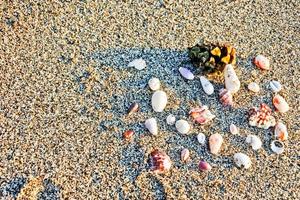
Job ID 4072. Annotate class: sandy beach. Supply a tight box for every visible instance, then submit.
[0,1,299,199]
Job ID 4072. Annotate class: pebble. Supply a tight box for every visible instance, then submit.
[197,133,206,145]
[179,67,194,80]
[229,124,239,135]
[145,118,158,135]
[271,140,284,154]
[198,161,212,172]
[181,148,190,162]
[175,119,190,134]
[128,58,146,70]
[233,153,252,169]
[127,102,139,115]
[209,133,223,155]
[151,90,168,112]
[246,135,262,150]
[200,76,214,95]
[274,122,288,141]
[224,64,240,94]
[253,55,270,70]
[148,77,160,91]
[269,80,282,92]
[248,82,260,93]
[273,94,289,113]
[166,114,176,125]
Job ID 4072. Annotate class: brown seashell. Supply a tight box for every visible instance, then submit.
[181,148,190,162]
[199,160,212,172]
[209,133,223,155]
[127,102,139,115]
[248,103,276,129]
[219,88,233,107]
[149,149,172,174]
[123,130,134,140]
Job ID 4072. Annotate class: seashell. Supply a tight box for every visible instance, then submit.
[148,77,160,91]
[123,130,134,140]
[246,135,262,150]
[274,122,288,141]
[166,114,176,125]
[253,55,270,70]
[269,80,282,93]
[175,119,190,134]
[248,103,276,129]
[179,67,194,80]
[271,140,284,154]
[128,58,146,70]
[197,133,206,145]
[200,76,214,95]
[229,124,239,135]
[224,64,240,94]
[273,94,289,113]
[248,82,260,93]
[189,106,216,125]
[151,90,168,112]
[209,133,223,155]
[149,149,172,173]
[145,118,158,135]
[127,102,139,115]
[233,153,251,169]
[219,89,233,107]
[198,161,212,172]
[181,148,190,162]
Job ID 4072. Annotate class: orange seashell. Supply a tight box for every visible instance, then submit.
[209,133,223,155]
[123,130,134,140]
[274,122,288,141]
[253,55,270,70]
[273,94,289,113]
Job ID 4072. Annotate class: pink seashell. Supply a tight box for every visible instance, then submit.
[219,89,233,107]
[181,148,190,162]
[230,124,239,134]
[274,122,288,141]
[273,94,289,113]
[209,133,223,155]
[189,106,216,125]
[198,161,212,172]
[179,67,194,80]
[253,55,270,70]
[248,103,276,129]
[149,149,172,173]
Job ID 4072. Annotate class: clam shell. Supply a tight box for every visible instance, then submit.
[150,149,172,173]
[233,153,252,169]
[145,118,158,135]
[197,133,206,145]
[246,135,262,150]
[271,140,284,154]
[209,133,223,155]
[274,122,288,141]
[248,82,260,93]
[179,67,194,80]
[199,161,212,172]
[181,148,190,162]
[253,55,270,70]
[128,58,146,70]
[224,64,240,94]
[175,119,190,134]
[151,90,168,112]
[273,94,289,113]
[269,80,282,93]
[148,77,160,91]
[229,124,239,135]
[166,114,176,125]
[200,76,214,95]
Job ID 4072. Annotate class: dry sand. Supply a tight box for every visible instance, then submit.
[0,1,300,199]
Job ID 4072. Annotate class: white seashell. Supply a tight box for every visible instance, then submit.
[229,124,239,135]
[166,114,176,125]
[274,122,288,141]
[269,80,282,93]
[246,135,262,150]
[248,82,260,93]
[151,90,168,112]
[253,55,270,70]
[145,118,158,135]
[271,140,284,154]
[181,148,190,162]
[273,94,289,113]
[200,76,214,95]
[179,67,194,80]
[234,153,252,169]
[148,78,160,91]
[209,133,223,155]
[224,64,240,94]
[197,133,206,145]
[128,58,146,70]
[175,119,190,134]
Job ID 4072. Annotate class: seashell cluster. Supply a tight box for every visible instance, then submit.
[224,64,240,94]
[149,149,172,173]
[151,90,168,112]
[197,133,206,145]
[253,55,270,70]
[189,106,216,125]
[209,133,223,155]
[128,58,146,70]
[219,89,233,107]
[148,77,160,91]
[175,119,190,134]
[233,153,251,169]
[123,130,134,140]
[199,161,212,172]
[269,80,282,93]
[179,67,194,80]
[248,82,260,93]
[200,76,214,95]
[246,135,262,150]
[145,118,158,135]
[181,148,190,162]
[127,102,139,115]
[166,114,176,125]
[248,103,276,129]
[229,124,239,135]
[273,94,289,113]
[271,140,284,154]
[274,122,288,141]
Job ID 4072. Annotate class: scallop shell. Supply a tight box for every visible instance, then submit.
[246,135,262,150]
[274,122,288,141]
[128,58,146,70]
[175,119,190,134]
[248,103,276,129]
[189,106,216,125]
[145,118,158,135]
[271,140,284,154]
[209,133,223,155]
[181,148,190,162]
[229,124,239,135]
[127,102,139,115]
[179,67,194,80]
[148,77,160,91]
[273,94,289,113]
[166,114,176,125]
[269,80,282,93]
[219,89,233,107]
[233,153,251,169]
[150,149,172,173]
[200,76,214,95]
[151,90,168,112]
[199,161,212,172]
[253,55,270,70]
[197,133,206,145]
[248,82,260,93]
[224,64,240,94]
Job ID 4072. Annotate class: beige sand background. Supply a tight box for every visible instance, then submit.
[1,1,300,199]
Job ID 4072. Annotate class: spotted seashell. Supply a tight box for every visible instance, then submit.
[274,122,288,141]
[246,135,262,150]
[269,80,282,93]
[273,94,289,113]
[179,67,194,80]
[219,89,233,107]
[189,106,216,125]
[248,103,276,129]
[234,153,251,169]
[253,55,270,70]
[149,149,172,173]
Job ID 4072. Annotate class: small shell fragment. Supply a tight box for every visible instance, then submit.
[219,89,233,107]
[209,133,223,155]
[273,94,289,113]
[253,55,270,70]
[246,135,262,150]
[175,119,190,134]
[128,58,146,70]
[166,114,176,125]
[150,149,172,173]
[151,90,168,112]
[269,80,282,93]
[123,130,134,140]
[230,124,239,135]
[248,82,260,93]
[224,64,240,94]
[179,67,194,80]
[233,153,252,169]
[274,122,288,141]
[197,133,206,145]
[189,106,216,125]
[271,140,284,154]
[199,161,212,172]
[181,148,190,162]
[200,76,214,95]
[127,102,139,115]
[148,77,160,91]
[145,118,158,135]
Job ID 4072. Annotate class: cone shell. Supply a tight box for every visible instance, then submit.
[145,118,158,135]
[253,55,270,70]
[200,76,214,95]
[150,149,172,173]
[274,122,288,141]
[181,148,190,162]
[199,161,212,172]
[219,89,233,107]
[209,133,223,155]
[224,64,240,94]
[246,135,262,150]
[151,90,168,112]
[234,153,251,169]
[175,119,190,134]
[273,94,289,113]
